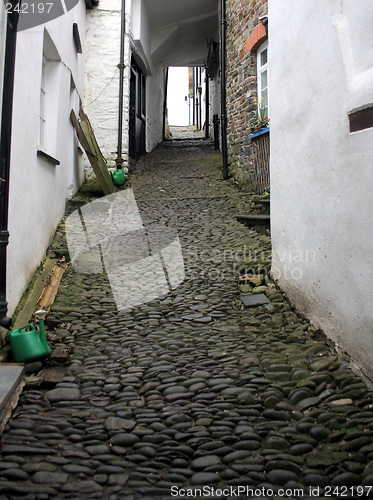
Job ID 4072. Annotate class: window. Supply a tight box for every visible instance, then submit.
[257,41,268,118]
[39,57,47,148]
[37,30,61,164]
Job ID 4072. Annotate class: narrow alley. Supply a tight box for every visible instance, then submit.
[1,139,373,500]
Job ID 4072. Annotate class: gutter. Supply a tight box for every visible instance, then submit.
[0,0,21,330]
[220,0,228,179]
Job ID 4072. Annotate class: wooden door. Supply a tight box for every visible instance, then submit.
[129,60,146,161]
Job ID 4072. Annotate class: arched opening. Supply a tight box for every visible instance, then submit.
[166,66,208,140]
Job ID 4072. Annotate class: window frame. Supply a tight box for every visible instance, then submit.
[39,56,47,148]
[37,30,61,165]
[257,40,269,119]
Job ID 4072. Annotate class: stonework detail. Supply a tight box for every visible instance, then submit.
[246,21,267,52]
[225,0,268,190]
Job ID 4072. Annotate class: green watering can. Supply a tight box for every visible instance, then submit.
[8,310,51,363]
[111,168,125,186]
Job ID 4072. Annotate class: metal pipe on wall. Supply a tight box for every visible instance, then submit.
[117,0,126,161]
[198,67,202,131]
[162,67,168,141]
[205,67,209,138]
[0,0,21,329]
[220,0,229,179]
[192,67,195,125]
[195,68,199,130]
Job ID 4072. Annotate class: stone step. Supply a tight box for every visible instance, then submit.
[236,214,270,224]
[253,196,270,205]
[236,214,270,234]
[0,364,25,434]
[253,198,270,214]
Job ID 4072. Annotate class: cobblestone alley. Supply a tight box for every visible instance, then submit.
[1,139,373,500]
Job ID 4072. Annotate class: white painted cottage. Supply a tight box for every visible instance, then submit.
[269,0,373,379]
[0,0,90,320]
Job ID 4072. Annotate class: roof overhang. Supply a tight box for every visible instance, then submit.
[144,0,219,67]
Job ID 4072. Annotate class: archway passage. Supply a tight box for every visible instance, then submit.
[141,0,219,145]
[166,66,208,141]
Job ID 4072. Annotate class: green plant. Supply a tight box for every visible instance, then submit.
[250,97,270,131]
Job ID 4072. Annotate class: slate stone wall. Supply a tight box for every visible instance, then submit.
[225,0,268,190]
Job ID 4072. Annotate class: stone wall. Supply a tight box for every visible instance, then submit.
[225,0,268,190]
[85,0,131,165]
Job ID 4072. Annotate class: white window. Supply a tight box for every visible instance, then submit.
[39,57,47,148]
[38,30,60,163]
[257,41,268,118]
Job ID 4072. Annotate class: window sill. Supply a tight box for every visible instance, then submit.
[248,127,270,140]
[37,149,60,165]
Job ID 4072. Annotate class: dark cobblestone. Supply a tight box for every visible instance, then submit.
[2,140,373,498]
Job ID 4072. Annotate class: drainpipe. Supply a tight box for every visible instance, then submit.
[205,67,209,139]
[162,67,168,141]
[0,0,21,329]
[192,68,195,125]
[220,0,228,179]
[117,0,126,162]
[195,68,199,130]
[198,68,202,131]
[199,68,203,130]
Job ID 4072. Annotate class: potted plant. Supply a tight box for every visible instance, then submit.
[250,97,270,131]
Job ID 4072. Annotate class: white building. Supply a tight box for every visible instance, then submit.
[1,0,90,318]
[270,0,373,379]
[167,67,190,127]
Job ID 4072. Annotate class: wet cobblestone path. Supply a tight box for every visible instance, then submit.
[1,140,373,499]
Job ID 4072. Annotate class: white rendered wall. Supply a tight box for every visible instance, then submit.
[130,0,164,152]
[146,64,165,151]
[6,2,87,315]
[209,73,221,142]
[167,67,189,126]
[197,67,207,131]
[269,0,373,378]
[131,0,151,69]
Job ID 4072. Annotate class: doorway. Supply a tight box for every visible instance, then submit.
[129,58,146,161]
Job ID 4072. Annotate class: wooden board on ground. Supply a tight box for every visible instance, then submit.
[37,258,68,316]
[70,109,116,196]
